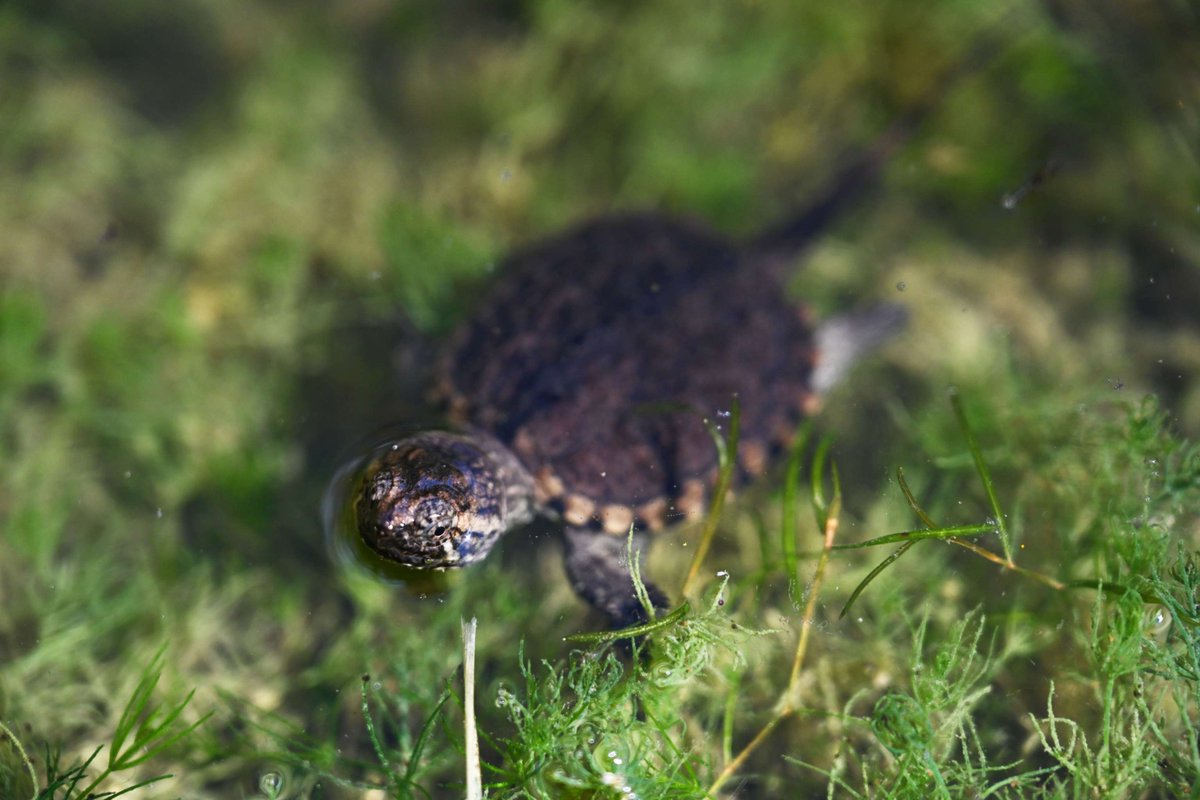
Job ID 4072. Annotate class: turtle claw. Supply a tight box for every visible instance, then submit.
[608,582,672,632]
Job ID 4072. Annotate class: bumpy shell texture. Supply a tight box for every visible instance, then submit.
[442,213,817,533]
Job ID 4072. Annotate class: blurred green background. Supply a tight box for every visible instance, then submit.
[1,0,1198,797]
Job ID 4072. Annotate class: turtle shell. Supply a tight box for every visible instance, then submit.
[442,213,817,534]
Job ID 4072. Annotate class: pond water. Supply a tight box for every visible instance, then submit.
[1,2,1198,798]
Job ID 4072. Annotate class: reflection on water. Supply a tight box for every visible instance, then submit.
[322,432,459,595]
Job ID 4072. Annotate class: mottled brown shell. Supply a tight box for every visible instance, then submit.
[442,214,817,533]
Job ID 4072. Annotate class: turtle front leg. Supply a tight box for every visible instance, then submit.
[562,527,670,629]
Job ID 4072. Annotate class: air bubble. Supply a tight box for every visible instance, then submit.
[259,772,283,795]
[1143,605,1172,637]
[895,281,907,291]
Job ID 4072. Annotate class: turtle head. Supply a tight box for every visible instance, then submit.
[353,431,534,569]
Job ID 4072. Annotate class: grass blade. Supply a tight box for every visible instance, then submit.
[0,721,38,799]
[781,425,812,601]
[949,388,1012,563]
[831,523,996,550]
[463,617,482,800]
[840,541,916,619]
[896,467,937,529]
[403,689,452,789]
[681,396,741,597]
[565,602,690,643]
[810,436,834,530]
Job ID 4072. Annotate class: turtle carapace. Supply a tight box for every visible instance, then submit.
[349,202,906,627]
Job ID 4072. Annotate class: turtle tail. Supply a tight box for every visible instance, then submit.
[747,23,1012,270]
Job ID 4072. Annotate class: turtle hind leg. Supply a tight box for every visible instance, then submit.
[812,303,908,394]
[562,527,670,629]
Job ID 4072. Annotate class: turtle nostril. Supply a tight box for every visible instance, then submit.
[415,496,455,531]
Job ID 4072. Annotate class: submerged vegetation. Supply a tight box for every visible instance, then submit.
[2,0,1198,797]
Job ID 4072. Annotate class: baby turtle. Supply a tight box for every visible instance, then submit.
[345,133,909,628]
[333,28,1011,628]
